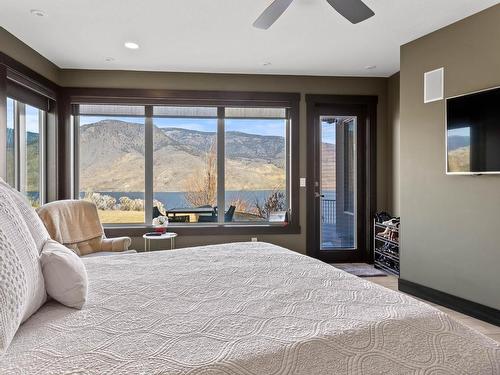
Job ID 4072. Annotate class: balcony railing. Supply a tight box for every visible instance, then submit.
[322,198,336,225]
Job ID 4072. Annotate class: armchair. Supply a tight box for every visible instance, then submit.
[37,200,136,257]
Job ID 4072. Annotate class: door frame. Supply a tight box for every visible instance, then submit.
[306,94,377,263]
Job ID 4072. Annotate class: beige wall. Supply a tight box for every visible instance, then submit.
[0,27,59,83]
[1,27,391,255]
[387,73,400,216]
[400,4,500,309]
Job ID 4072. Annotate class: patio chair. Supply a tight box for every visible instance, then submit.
[198,205,236,223]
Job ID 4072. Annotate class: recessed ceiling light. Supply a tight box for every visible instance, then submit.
[105,57,115,62]
[30,9,45,17]
[365,65,377,70]
[124,42,139,50]
[262,62,272,67]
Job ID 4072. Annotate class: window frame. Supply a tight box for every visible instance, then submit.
[5,96,47,205]
[1,54,56,206]
[66,88,300,235]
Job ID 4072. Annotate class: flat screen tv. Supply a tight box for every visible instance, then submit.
[447,86,500,174]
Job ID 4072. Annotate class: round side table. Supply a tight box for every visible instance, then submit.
[142,232,178,252]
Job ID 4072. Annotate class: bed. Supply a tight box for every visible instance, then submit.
[1,242,499,374]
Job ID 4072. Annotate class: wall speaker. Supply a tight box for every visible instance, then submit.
[424,67,444,103]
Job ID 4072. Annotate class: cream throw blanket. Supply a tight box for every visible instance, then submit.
[37,200,104,255]
[37,200,132,256]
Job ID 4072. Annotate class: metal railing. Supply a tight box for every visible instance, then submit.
[321,199,336,225]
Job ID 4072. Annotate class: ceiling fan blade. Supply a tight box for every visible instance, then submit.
[253,0,294,29]
[325,0,375,24]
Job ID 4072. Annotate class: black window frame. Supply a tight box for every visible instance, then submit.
[0,53,56,206]
[64,88,301,236]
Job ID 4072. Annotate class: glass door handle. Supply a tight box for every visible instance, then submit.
[314,192,325,198]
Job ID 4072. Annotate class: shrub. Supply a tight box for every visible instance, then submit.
[119,196,144,211]
[83,191,117,210]
[255,188,286,219]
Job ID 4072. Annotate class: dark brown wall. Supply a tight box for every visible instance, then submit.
[0,27,390,254]
[400,4,500,309]
[59,71,390,253]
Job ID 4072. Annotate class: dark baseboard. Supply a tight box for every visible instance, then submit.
[398,279,500,327]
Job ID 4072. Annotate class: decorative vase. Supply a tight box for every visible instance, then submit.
[152,215,168,233]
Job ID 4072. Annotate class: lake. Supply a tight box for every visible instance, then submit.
[80,190,285,209]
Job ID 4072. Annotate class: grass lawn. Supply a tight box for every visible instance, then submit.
[98,210,145,224]
[97,210,265,224]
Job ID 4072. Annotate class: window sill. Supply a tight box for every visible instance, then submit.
[104,223,301,237]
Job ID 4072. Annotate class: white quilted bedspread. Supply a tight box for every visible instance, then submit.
[2,242,499,374]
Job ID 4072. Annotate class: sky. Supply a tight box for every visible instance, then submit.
[7,98,42,134]
[7,99,342,142]
[321,120,336,145]
[79,115,287,137]
[448,127,470,137]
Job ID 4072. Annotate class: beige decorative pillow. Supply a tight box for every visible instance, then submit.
[0,180,47,354]
[40,240,88,309]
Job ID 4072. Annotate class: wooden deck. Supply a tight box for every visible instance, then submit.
[321,222,355,249]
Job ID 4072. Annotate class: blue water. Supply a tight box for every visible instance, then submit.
[80,190,284,209]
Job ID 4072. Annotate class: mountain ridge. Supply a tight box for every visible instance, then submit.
[79,120,289,192]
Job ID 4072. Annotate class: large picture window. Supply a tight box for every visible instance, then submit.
[74,95,298,228]
[153,106,218,224]
[77,105,146,224]
[225,108,288,222]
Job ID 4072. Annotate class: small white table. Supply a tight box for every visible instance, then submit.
[142,232,178,252]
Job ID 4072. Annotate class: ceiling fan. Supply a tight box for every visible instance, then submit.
[253,0,375,29]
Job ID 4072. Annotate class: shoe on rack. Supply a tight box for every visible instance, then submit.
[382,218,400,226]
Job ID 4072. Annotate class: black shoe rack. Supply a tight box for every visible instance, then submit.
[373,219,400,276]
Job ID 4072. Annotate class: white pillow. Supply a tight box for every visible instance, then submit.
[0,181,47,354]
[0,179,50,254]
[40,240,88,309]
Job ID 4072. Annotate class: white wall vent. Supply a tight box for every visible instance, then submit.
[424,67,444,103]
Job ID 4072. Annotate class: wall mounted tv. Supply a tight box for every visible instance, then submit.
[447,86,500,174]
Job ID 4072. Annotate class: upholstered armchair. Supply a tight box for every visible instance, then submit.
[37,200,136,257]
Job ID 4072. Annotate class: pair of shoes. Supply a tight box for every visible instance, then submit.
[375,211,392,223]
[379,227,398,242]
[380,243,398,254]
[382,217,400,226]
[380,227,391,237]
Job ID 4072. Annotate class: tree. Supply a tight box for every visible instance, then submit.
[255,187,286,219]
[184,141,217,207]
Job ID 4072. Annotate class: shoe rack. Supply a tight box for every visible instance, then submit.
[373,219,400,276]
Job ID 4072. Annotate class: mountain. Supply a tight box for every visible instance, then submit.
[6,128,39,145]
[6,128,40,192]
[448,135,470,151]
[321,143,336,190]
[79,120,288,192]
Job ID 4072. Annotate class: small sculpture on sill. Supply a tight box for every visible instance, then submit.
[152,206,168,234]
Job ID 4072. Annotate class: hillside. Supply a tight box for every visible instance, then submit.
[79,120,288,192]
[6,128,40,192]
[448,135,470,151]
[448,146,470,172]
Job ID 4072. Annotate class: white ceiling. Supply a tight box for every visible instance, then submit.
[1,0,499,77]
